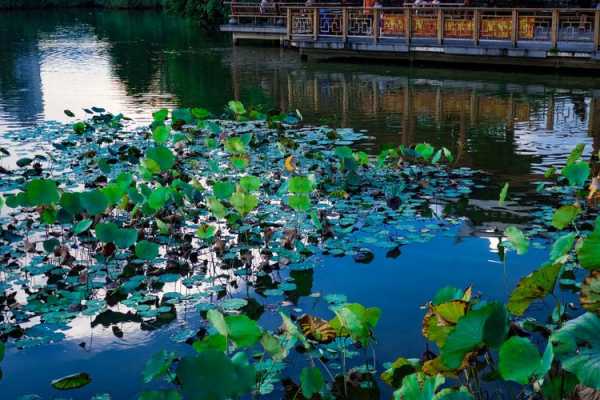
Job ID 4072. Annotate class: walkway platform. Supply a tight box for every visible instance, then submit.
[221,5,600,70]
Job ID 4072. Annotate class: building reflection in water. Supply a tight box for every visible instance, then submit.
[229,46,600,179]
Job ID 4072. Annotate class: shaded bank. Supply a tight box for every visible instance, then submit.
[0,0,226,27]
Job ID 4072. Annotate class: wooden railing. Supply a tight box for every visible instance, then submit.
[226,3,600,50]
[287,7,600,48]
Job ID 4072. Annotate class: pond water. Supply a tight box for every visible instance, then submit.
[0,9,597,399]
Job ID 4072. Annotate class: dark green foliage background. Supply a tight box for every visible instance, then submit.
[0,0,227,27]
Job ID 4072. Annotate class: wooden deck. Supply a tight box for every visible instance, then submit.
[221,4,600,70]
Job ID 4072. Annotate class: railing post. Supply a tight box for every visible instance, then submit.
[343,7,348,43]
[511,8,518,47]
[405,7,412,46]
[473,9,480,45]
[437,8,443,45]
[551,8,559,49]
[594,10,600,51]
[287,8,292,40]
[374,8,380,43]
[313,7,319,41]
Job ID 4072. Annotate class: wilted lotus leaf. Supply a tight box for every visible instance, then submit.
[380,357,419,388]
[581,271,600,314]
[298,314,336,343]
[422,301,467,347]
[508,262,562,316]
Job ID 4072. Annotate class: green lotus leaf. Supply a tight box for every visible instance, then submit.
[288,194,311,212]
[152,109,169,122]
[24,179,59,206]
[146,146,175,172]
[213,180,235,200]
[43,238,60,253]
[226,315,262,348]
[551,312,600,389]
[498,182,509,206]
[499,336,542,384]
[432,286,468,306]
[143,350,177,384]
[147,187,172,210]
[393,372,444,400]
[224,136,246,154]
[578,218,600,270]
[176,350,255,400]
[550,233,576,262]
[239,175,261,193]
[113,227,138,249]
[139,390,182,400]
[81,190,109,216]
[60,192,82,215]
[330,303,381,346]
[51,372,91,390]
[207,196,227,219]
[508,262,562,316]
[552,205,580,230]
[191,107,210,120]
[415,143,435,160]
[562,161,590,187]
[152,125,170,144]
[288,176,313,194]
[441,302,507,369]
[230,192,258,217]
[193,334,227,353]
[566,143,585,166]
[504,226,529,255]
[335,146,353,159]
[227,100,246,115]
[135,240,159,260]
[196,224,217,240]
[300,367,324,398]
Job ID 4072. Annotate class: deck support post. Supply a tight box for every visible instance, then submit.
[473,9,480,45]
[405,7,412,46]
[437,8,443,45]
[313,8,319,41]
[286,8,292,41]
[511,8,518,47]
[594,10,600,51]
[551,8,559,49]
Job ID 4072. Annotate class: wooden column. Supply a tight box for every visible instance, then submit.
[313,8,319,41]
[287,8,292,40]
[343,8,348,43]
[473,9,480,46]
[437,8,443,45]
[405,7,412,45]
[594,10,600,51]
[373,8,380,43]
[511,8,518,47]
[551,9,559,49]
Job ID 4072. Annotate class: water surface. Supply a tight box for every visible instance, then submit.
[0,9,596,399]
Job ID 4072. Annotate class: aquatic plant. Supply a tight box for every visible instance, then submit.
[1,100,598,399]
